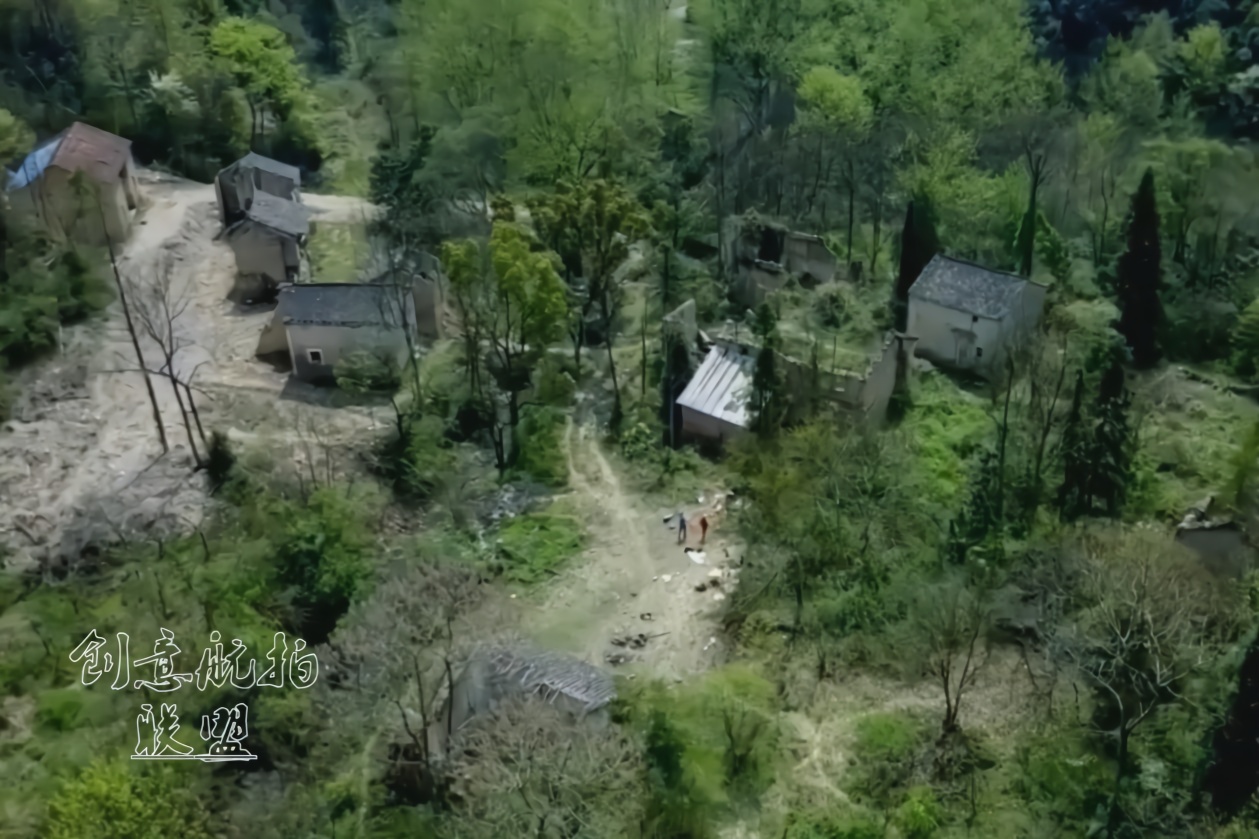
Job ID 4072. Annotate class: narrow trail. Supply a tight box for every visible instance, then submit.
[525,418,733,682]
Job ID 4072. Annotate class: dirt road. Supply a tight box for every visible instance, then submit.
[524,418,736,682]
[0,173,380,572]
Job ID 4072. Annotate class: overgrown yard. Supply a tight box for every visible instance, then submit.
[308,221,372,284]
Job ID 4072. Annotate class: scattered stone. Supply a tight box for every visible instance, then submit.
[605,652,633,666]
[640,613,654,621]
[661,574,672,583]
[712,592,725,602]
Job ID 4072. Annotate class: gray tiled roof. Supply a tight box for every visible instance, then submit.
[676,343,755,428]
[235,152,301,185]
[245,192,310,238]
[909,255,1028,320]
[278,283,410,328]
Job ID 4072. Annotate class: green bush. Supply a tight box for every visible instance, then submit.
[272,487,377,640]
[513,406,567,487]
[495,508,585,583]
[379,413,457,500]
[1231,296,1259,380]
[334,349,402,393]
[534,353,577,407]
[35,688,86,732]
[849,711,929,803]
[44,760,212,839]
[783,810,884,839]
[1012,730,1111,825]
[897,786,942,839]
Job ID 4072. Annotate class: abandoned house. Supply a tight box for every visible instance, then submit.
[5,121,141,246]
[723,214,839,308]
[225,192,311,294]
[906,254,1047,376]
[675,332,917,446]
[357,249,449,340]
[255,282,417,383]
[214,152,302,226]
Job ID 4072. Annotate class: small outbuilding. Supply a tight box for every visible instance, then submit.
[677,342,756,443]
[906,255,1047,376]
[214,152,301,226]
[224,192,311,293]
[255,282,417,383]
[5,121,141,245]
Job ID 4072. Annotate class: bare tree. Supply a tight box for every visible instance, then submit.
[101,218,168,455]
[911,576,990,736]
[444,697,645,838]
[1058,528,1237,838]
[128,252,208,467]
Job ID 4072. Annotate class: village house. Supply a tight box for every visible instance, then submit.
[214,152,301,226]
[255,282,417,384]
[5,121,141,245]
[224,192,311,296]
[357,249,449,340]
[674,330,917,446]
[906,255,1048,376]
[722,213,840,308]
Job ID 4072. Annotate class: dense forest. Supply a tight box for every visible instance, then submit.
[4,0,1259,837]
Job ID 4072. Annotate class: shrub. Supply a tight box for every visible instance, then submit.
[782,808,884,839]
[849,711,929,803]
[534,354,577,407]
[513,406,567,487]
[494,508,585,583]
[334,349,401,393]
[377,413,458,500]
[45,760,212,839]
[897,786,942,839]
[1231,296,1259,381]
[205,430,237,492]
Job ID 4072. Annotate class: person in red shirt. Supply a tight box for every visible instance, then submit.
[699,515,709,545]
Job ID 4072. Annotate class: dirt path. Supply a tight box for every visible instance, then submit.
[0,173,381,572]
[523,418,736,682]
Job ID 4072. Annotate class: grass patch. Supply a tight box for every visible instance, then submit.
[494,503,586,583]
[308,222,370,284]
[900,372,992,507]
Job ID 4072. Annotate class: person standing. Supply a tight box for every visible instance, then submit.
[677,512,687,544]
[699,515,709,545]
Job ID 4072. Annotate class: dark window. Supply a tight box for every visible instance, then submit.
[976,347,983,358]
[757,227,786,262]
[308,349,323,365]
[972,314,979,323]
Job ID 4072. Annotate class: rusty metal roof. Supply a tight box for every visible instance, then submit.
[676,342,755,429]
[50,122,132,184]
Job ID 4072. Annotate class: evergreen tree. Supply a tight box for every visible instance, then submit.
[947,449,1002,564]
[1231,297,1259,381]
[750,304,783,438]
[1087,361,1134,517]
[894,197,940,331]
[1056,371,1090,521]
[1115,168,1163,368]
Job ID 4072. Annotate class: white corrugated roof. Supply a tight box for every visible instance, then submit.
[676,343,755,429]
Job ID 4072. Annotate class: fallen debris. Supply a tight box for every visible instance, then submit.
[661,574,672,583]
[605,652,634,666]
[640,613,654,622]
[684,548,707,564]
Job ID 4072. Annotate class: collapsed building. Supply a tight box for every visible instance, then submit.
[722,212,840,308]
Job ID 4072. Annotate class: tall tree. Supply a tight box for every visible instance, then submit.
[1056,370,1089,521]
[442,222,569,470]
[749,303,783,438]
[894,198,939,331]
[1115,168,1163,368]
[1087,361,1133,517]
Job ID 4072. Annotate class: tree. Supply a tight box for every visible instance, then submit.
[1060,529,1229,838]
[443,698,645,837]
[1087,361,1134,518]
[1056,371,1089,521]
[1231,297,1259,381]
[910,577,989,736]
[209,17,312,148]
[1115,168,1163,368]
[45,760,212,839]
[894,198,940,331]
[129,253,210,469]
[749,303,784,438]
[442,222,569,470]
[528,178,650,426]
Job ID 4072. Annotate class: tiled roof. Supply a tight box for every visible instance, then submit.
[909,254,1028,320]
[227,152,301,185]
[278,282,410,328]
[676,343,755,429]
[242,192,310,238]
[51,122,132,184]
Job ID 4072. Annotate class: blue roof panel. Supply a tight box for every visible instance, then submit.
[6,137,62,191]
